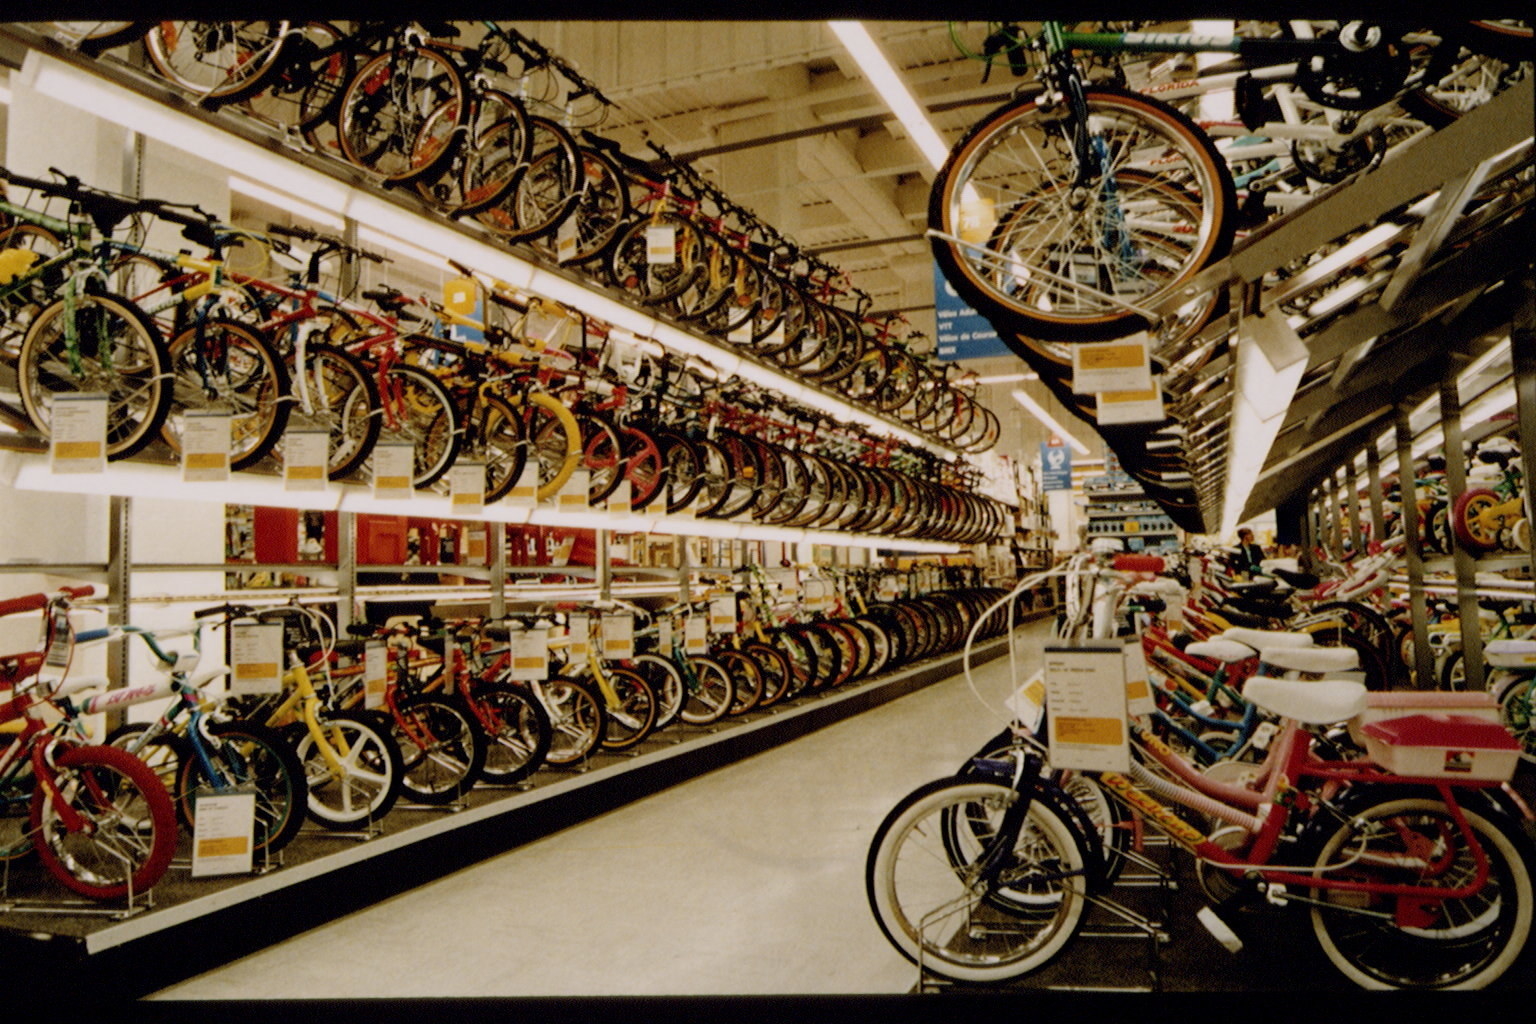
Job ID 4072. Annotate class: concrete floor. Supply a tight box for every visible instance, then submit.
[150,622,1052,999]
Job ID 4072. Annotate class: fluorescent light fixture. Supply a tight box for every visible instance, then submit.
[1221,311,1308,533]
[1456,336,1511,387]
[1011,389,1092,456]
[973,372,1039,384]
[230,178,345,230]
[828,21,949,174]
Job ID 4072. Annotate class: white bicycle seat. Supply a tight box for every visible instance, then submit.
[1244,677,1367,725]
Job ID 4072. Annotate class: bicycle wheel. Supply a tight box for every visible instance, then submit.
[0,222,66,361]
[474,681,552,785]
[143,21,291,106]
[1451,488,1504,554]
[525,392,582,501]
[580,412,627,505]
[529,145,631,267]
[295,711,404,830]
[239,21,348,134]
[1495,674,1535,763]
[865,776,1089,984]
[57,21,150,55]
[375,362,460,488]
[30,743,177,901]
[474,117,582,242]
[679,655,735,726]
[279,341,380,481]
[596,666,658,751]
[16,291,173,461]
[744,640,793,709]
[930,86,1235,344]
[631,652,685,731]
[392,693,485,805]
[1308,795,1534,989]
[175,720,307,858]
[476,392,528,504]
[606,212,707,306]
[717,647,765,715]
[448,104,533,217]
[337,45,468,184]
[539,676,607,766]
[619,424,665,511]
[161,318,291,471]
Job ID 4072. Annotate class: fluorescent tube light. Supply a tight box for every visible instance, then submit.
[828,22,950,174]
[973,373,1039,383]
[1010,389,1092,456]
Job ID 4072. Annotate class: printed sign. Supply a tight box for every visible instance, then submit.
[508,459,538,506]
[181,411,231,482]
[50,393,107,474]
[646,225,677,264]
[658,616,674,651]
[364,641,388,710]
[1040,442,1072,491]
[558,468,590,510]
[600,613,634,660]
[1071,334,1153,393]
[684,615,708,654]
[608,478,632,515]
[230,621,284,695]
[1043,643,1131,772]
[372,442,415,500]
[283,429,329,491]
[1005,671,1048,733]
[933,266,1011,360]
[449,460,485,515]
[1097,384,1165,425]
[191,793,255,877]
[508,630,549,681]
[568,614,590,658]
[709,596,736,634]
[1123,639,1156,716]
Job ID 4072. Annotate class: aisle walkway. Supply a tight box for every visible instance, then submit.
[151,621,1054,999]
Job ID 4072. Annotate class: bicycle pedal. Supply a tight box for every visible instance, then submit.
[1196,905,1244,954]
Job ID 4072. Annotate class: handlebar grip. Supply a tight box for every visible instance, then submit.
[265,222,318,241]
[60,584,99,599]
[193,602,249,619]
[0,593,49,619]
[346,623,377,637]
[1112,554,1166,574]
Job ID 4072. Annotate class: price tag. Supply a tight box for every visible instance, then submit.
[230,621,284,695]
[1004,671,1048,733]
[558,468,590,510]
[709,595,736,634]
[508,458,538,506]
[508,630,549,681]
[728,319,754,345]
[1043,643,1131,772]
[601,613,633,659]
[646,225,677,264]
[372,442,415,500]
[763,322,785,352]
[684,615,708,654]
[191,793,254,877]
[608,478,632,515]
[49,393,107,474]
[284,429,329,491]
[44,608,72,669]
[449,460,485,515]
[179,410,232,482]
[569,614,590,658]
[1071,333,1153,394]
[803,579,830,613]
[555,215,579,264]
[658,616,674,650]
[364,640,388,710]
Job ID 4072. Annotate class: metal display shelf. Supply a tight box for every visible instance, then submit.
[0,630,1021,999]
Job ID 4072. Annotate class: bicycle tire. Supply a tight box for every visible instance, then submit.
[679,655,735,726]
[475,391,529,504]
[295,710,404,829]
[337,44,468,185]
[524,391,582,501]
[16,290,173,462]
[239,22,349,134]
[474,681,552,785]
[1308,794,1534,989]
[374,361,460,489]
[161,317,292,471]
[606,211,707,307]
[539,675,607,766]
[176,719,307,858]
[278,340,381,481]
[865,776,1089,984]
[631,652,685,731]
[595,666,658,751]
[392,693,485,805]
[30,743,177,901]
[930,85,1234,343]
[143,21,292,106]
[529,145,631,267]
[716,647,765,715]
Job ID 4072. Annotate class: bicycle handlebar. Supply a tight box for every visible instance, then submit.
[0,585,98,620]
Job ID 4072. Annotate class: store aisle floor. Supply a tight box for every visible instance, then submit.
[150,620,1054,999]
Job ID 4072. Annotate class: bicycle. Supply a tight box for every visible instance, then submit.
[865,553,1534,989]
[0,585,178,901]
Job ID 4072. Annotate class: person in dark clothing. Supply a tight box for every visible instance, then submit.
[1236,528,1266,574]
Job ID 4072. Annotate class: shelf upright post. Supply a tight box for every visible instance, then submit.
[1439,365,1485,692]
[1365,445,1386,546]
[490,523,506,620]
[1326,473,1343,556]
[1513,275,1536,586]
[597,529,611,602]
[1395,407,1433,689]
[106,495,131,726]
[337,510,355,633]
[1345,460,1363,555]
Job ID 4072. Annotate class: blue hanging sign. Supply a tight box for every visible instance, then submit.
[1041,442,1072,491]
[934,265,1011,360]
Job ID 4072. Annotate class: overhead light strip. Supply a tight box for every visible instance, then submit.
[827,21,950,174]
[1010,389,1092,457]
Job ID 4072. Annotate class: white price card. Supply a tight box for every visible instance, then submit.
[645,225,677,264]
[230,621,284,695]
[364,640,388,710]
[557,468,590,511]
[449,460,486,515]
[608,478,632,515]
[803,579,830,613]
[709,595,736,634]
[508,630,549,681]
[181,410,231,482]
[1096,384,1165,426]
[600,613,634,659]
[372,442,415,500]
[43,608,72,670]
[684,615,708,654]
[569,614,590,658]
[1042,643,1131,772]
[508,458,538,506]
[555,214,579,264]
[1124,638,1156,716]
[283,429,329,491]
[1071,333,1153,394]
[609,536,630,564]
[658,616,674,651]
[1005,671,1048,734]
[49,393,107,474]
[191,793,254,877]
[727,319,754,345]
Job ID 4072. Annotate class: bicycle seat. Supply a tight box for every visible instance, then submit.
[1221,627,1313,650]
[1257,645,1359,675]
[1486,639,1536,669]
[1184,638,1257,663]
[1271,567,1320,590]
[1244,677,1367,725]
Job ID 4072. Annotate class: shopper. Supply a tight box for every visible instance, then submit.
[1236,528,1266,574]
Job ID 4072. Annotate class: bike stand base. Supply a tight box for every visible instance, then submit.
[396,800,468,814]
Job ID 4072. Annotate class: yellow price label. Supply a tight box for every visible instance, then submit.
[1077,344,1144,370]
[197,836,250,858]
[1054,716,1124,745]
